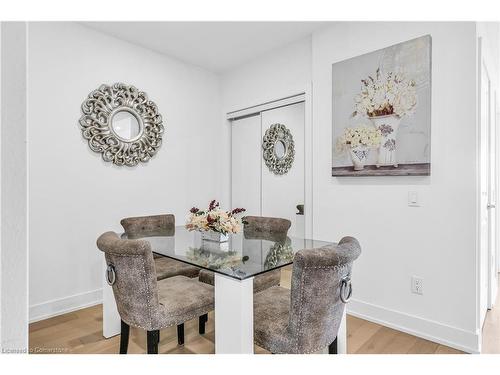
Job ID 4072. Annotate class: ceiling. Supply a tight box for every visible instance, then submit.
[81,22,328,73]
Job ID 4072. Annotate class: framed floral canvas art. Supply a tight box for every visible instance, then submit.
[332,35,431,176]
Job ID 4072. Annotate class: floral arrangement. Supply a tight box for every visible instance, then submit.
[186,248,243,270]
[353,68,417,118]
[336,125,382,152]
[186,200,246,235]
[264,241,294,269]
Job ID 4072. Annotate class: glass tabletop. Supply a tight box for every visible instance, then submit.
[122,226,334,280]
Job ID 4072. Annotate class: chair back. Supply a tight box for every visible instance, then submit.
[288,236,361,353]
[120,214,175,238]
[97,231,161,330]
[243,216,291,242]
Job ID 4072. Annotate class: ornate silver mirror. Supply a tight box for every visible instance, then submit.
[79,83,164,167]
[262,123,295,175]
[274,140,287,159]
[110,108,143,142]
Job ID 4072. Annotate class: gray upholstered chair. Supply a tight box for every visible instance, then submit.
[120,214,201,281]
[198,216,291,292]
[253,236,361,354]
[97,231,214,354]
[120,214,206,344]
[121,214,176,237]
[243,215,291,242]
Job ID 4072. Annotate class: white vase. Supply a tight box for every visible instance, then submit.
[201,231,229,243]
[369,114,401,167]
[201,231,229,252]
[349,145,369,171]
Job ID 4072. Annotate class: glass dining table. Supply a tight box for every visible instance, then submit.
[102,226,347,354]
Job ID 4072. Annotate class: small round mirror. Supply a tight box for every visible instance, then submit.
[274,140,287,159]
[111,110,141,141]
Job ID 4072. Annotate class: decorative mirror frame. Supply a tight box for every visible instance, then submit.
[79,83,164,167]
[262,123,295,175]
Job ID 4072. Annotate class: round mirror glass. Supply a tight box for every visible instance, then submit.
[274,140,287,159]
[111,110,141,140]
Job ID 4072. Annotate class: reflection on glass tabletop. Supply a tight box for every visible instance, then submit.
[122,226,334,280]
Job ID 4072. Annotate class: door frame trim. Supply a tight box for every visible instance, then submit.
[226,93,306,121]
[476,35,500,352]
[227,88,313,239]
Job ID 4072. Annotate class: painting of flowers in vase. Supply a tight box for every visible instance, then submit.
[332,35,431,176]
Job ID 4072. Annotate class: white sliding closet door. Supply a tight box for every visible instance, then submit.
[261,102,305,236]
[231,115,261,216]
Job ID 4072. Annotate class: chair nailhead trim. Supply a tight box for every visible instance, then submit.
[140,257,154,329]
[293,263,350,353]
[111,250,155,330]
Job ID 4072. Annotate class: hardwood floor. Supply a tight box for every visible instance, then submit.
[29,268,464,354]
[482,275,500,353]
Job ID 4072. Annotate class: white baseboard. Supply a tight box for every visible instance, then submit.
[28,289,480,353]
[347,298,480,354]
[29,289,103,323]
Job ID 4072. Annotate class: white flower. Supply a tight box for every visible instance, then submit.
[185,202,245,234]
[353,69,417,118]
[337,125,382,150]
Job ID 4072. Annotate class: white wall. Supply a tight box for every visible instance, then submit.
[222,37,312,111]
[261,103,306,236]
[24,21,491,353]
[1,22,28,351]
[221,22,482,352]
[27,23,222,321]
[312,22,479,352]
[1,20,2,349]
[221,38,313,233]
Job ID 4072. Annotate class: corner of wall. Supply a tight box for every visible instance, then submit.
[1,21,29,352]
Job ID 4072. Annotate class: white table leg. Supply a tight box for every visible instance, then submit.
[215,274,254,353]
[337,309,347,354]
[102,258,120,338]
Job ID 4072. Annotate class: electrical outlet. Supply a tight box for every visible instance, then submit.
[411,276,423,295]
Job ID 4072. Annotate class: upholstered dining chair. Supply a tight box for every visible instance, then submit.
[253,236,361,354]
[97,231,214,354]
[120,214,207,344]
[198,216,291,292]
[120,214,201,281]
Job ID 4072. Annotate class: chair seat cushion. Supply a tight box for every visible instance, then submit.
[254,286,293,353]
[154,256,200,280]
[198,269,215,285]
[253,270,282,293]
[198,268,281,293]
[157,276,214,328]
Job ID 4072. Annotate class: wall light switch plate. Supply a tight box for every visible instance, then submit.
[408,191,419,207]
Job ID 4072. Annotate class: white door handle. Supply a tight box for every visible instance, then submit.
[487,204,496,209]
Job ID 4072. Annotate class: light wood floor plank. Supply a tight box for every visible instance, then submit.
[346,315,366,336]
[354,326,400,354]
[379,330,418,354]
[434,345,463,354]
[29,272,464,354]
[482,276,500,353]
[407,338,439,354]
[347,319,382,353]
